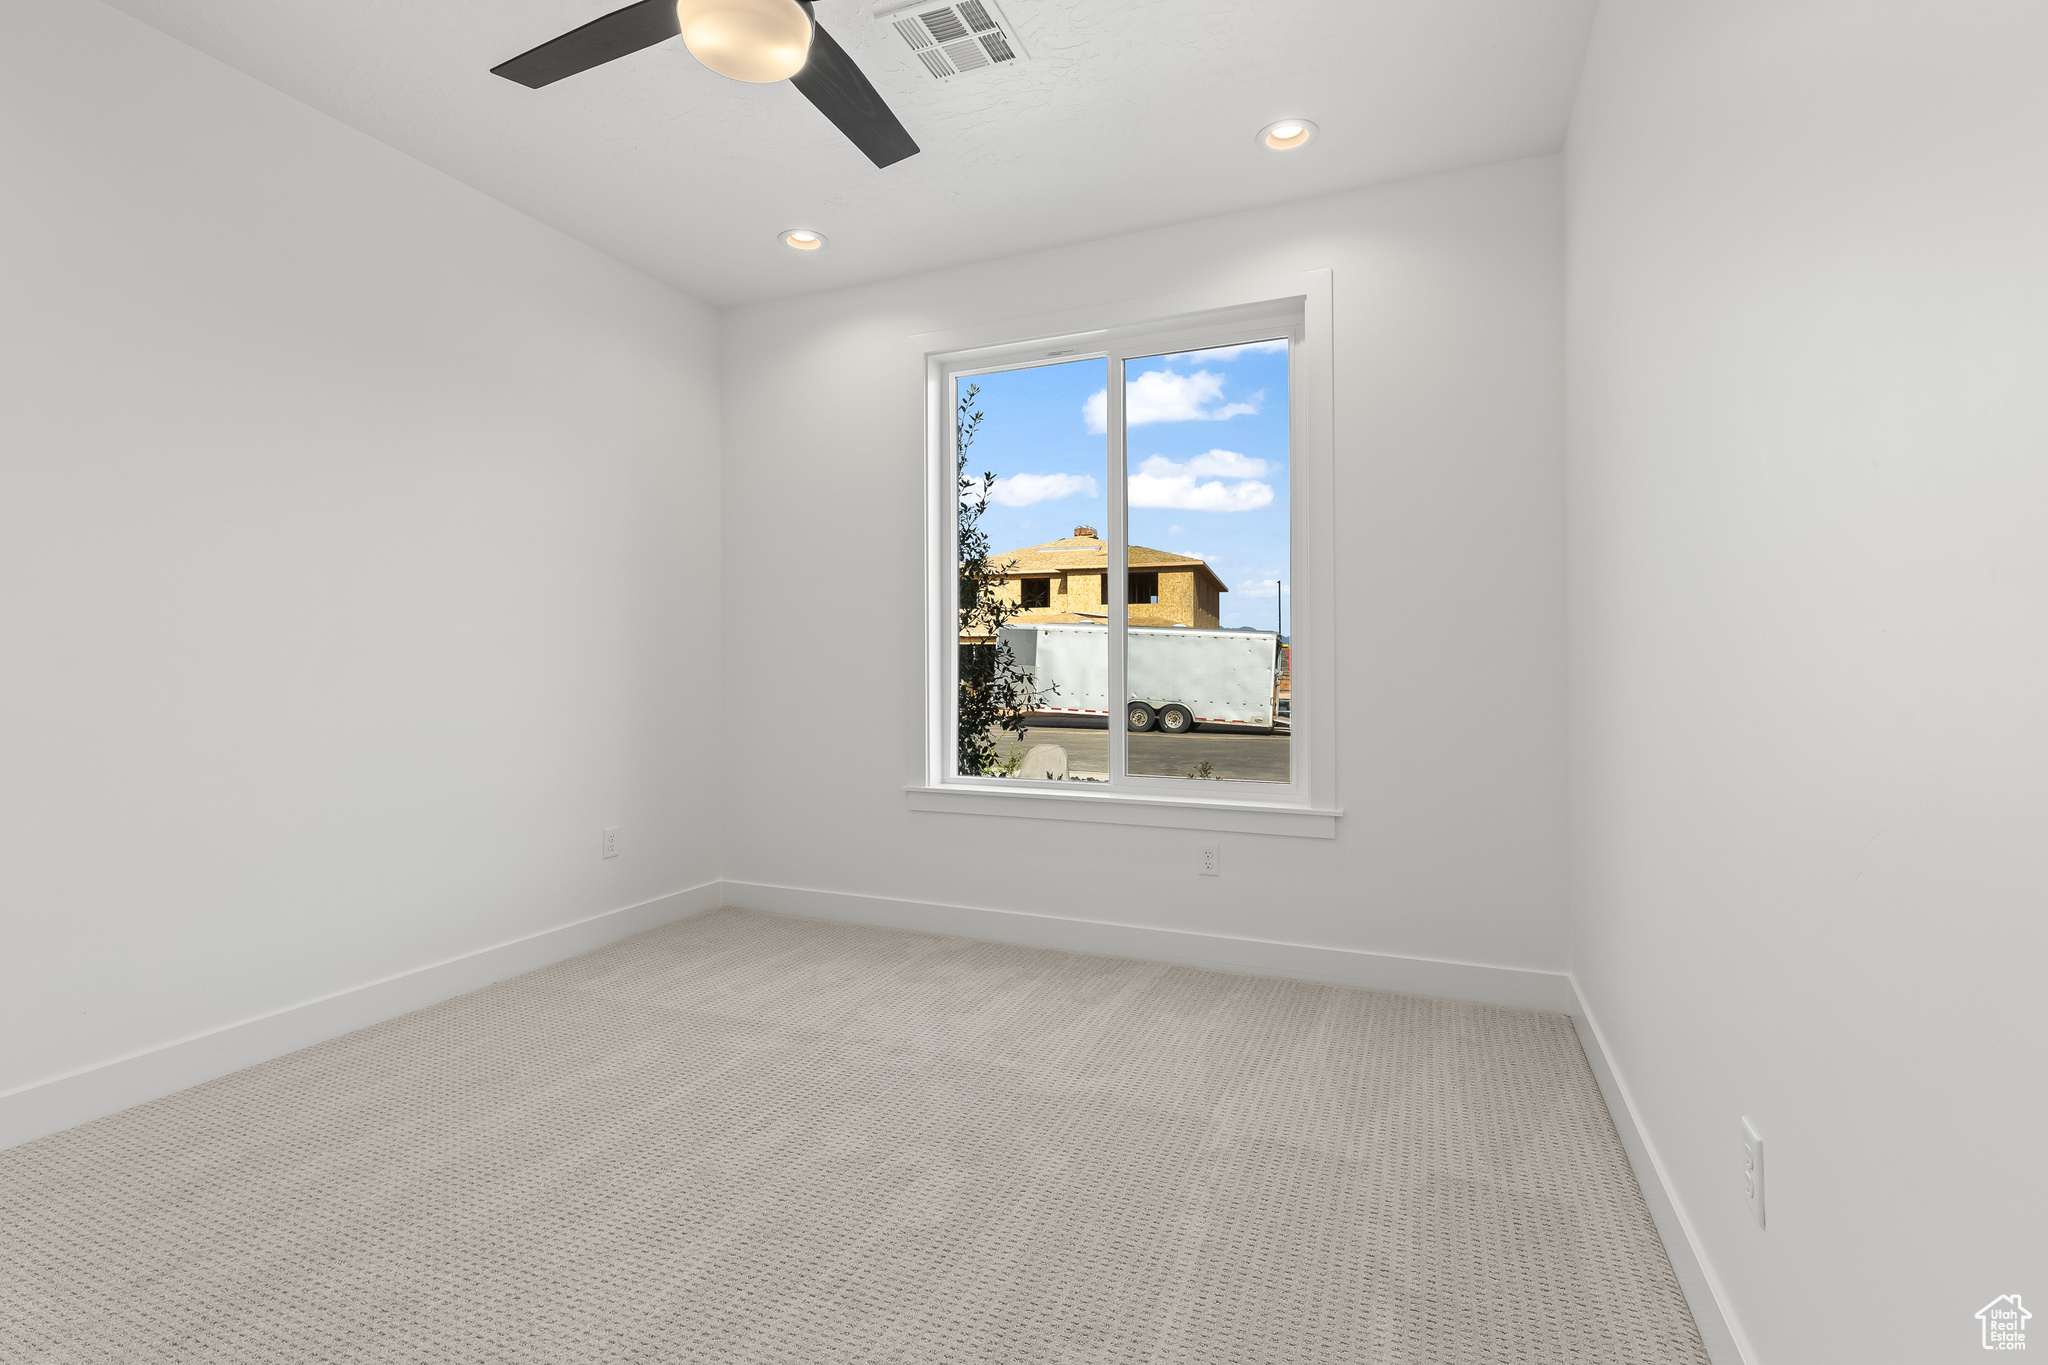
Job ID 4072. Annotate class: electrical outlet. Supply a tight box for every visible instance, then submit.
[1741,1117,1765,1228]
[1198,843,1220,877]
[601,826,620,860]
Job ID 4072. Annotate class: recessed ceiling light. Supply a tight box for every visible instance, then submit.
[1259,119,1318,152]
[676,0,813,83]
[780,228,827,251]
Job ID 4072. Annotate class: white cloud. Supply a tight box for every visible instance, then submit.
[1180,448,1269,478]
[1084,370,1264,432]
[1128,370,1226,426]
[1128,454,1273,512]
[965,472,1097,507]
[1235,578,1291,595]
[1082,390,1106,434]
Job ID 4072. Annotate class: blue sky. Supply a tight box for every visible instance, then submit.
[959,339,1289,632]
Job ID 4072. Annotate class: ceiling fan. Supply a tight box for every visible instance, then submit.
[492,0,920,168]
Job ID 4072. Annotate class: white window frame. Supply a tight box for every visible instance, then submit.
[909,271,1340,839]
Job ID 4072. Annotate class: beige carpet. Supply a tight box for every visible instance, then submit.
[1,908,1708,1364]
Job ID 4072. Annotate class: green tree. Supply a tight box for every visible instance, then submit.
[956,383,1045,774]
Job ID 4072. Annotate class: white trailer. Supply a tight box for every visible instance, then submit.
[997,623,1281,733]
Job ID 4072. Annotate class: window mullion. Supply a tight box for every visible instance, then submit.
[1106,348,1129,789]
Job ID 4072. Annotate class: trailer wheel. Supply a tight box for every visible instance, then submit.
[1126,702,1157,733]
[1157,704,1194,734]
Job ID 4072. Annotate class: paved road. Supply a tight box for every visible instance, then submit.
[992,716,1291,785]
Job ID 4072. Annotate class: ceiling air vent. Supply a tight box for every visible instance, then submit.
[875,0,1027,81]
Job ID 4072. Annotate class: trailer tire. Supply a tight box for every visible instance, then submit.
[1157,704,1194,734]
[1126,702,1157,733]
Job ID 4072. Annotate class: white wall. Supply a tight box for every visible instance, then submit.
[1567,4,2048,1361]
[720,158,1567,973]
[0,0,722,1110]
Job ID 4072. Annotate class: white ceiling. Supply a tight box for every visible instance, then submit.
[105,0,1597,308]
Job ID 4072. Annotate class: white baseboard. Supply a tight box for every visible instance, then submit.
[1567,985,1755,1365]
[0,882,721,1153]
[720,879,1577,1013]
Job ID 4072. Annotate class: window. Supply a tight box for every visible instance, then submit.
[916,275,1336,836]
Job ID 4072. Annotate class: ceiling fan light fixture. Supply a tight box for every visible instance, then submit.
[491,1,919,170]
[1259,118,1318,151]
[780,228,827,251]
[676,0,813,83]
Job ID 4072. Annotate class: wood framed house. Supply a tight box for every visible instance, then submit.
[964,526,1227,640]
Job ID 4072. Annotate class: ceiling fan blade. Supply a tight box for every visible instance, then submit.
[491,0,680,89]
[789,20,921,168]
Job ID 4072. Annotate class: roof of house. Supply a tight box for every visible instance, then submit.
[1009,609,1108,625]
[988,531,1228,593]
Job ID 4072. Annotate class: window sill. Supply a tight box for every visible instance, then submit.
[904,784,1340,839]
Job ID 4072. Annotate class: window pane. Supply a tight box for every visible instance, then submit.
[1121,339,1290,783]
[956,357,1109,782]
